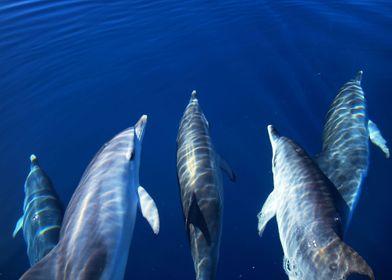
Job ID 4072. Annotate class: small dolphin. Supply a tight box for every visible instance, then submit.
[315,71,389,225]
[13,155,63,266]
[176,91,235,280]
[20,115,159,280]
[257,125,374,280]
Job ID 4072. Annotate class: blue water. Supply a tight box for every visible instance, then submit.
[1,1,391,279]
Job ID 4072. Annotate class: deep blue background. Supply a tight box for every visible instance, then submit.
[0,1,391,279]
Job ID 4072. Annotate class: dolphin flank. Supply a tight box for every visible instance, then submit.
[176,90,235,280]
[13,154,63,266]
[20,115,159,280]
[257,125,374,280]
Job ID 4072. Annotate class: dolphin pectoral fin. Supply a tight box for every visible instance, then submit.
[368,119,390,158]
[257,190,277,237]
[137,186,160,234]
[187,193,211,245]
[12,216,23,238]
[218,155,235,182]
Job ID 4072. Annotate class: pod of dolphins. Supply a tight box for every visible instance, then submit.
[12,72,388,279]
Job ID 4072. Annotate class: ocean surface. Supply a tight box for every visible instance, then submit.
[1,1,391,279]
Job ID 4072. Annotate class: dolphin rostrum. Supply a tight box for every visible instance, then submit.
[20,115,159,280]
[13,154,63,266]
[257,125,374,280]
[176,91,235,280]
[315,71,389,225]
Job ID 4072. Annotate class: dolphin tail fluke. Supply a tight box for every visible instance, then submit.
[218,155,235,182]
[368,119,390,158]
[137,186,160,234]
[257,190,277,237]
[187,193,211,245]
[338,240,374,280]
[20,245,58,280]
[12,216,23,238]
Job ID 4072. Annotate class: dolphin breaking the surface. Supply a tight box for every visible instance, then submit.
[258,125,374,280]
[20,115,159,280]
[13,154,63,266]
[315,71,389,226]
[176,91,235,280]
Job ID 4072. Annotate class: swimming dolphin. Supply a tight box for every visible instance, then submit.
[20,115,159,280]
[176,91,235,280]
[315,71,389,225]
[257,125,374,280]
[13,154,63,266]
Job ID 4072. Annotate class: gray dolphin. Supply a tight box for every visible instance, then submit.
[258,125,374,280]
[176,91,235,280]
[13,154,63,266]
[315,71,389,225]
[20,115,159,280]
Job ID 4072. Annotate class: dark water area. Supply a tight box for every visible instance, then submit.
[0,0,391,279]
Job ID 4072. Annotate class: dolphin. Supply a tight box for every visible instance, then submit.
[315,71,389,225]
[176,91,235,280]
[257,125,374,280]
[20,115,159,280]
[13,154,63,266]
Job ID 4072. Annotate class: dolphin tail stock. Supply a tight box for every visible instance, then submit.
[19,244,58,280]
[137,186,160,234]
[368,119,390,158]
[257,190,277,237]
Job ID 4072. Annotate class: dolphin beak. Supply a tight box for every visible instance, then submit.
[135,115,148,141]
[267,125,280,153]
[355,70,363,84]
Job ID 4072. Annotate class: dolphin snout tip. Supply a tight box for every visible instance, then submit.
[30,154,37,163]
[355,70,363,82]
[135,115,148,140]
[191,90,197,99]
[267,125,280,143]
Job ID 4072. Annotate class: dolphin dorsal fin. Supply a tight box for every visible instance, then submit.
[187,193,211,245]
[137,186,160,234]
[218,155,235,182]
[12,216,24,238]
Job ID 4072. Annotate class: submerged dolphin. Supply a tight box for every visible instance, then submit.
[13,154,63,266]
[176,91,235,280]
[315,71,389,225]
[20,115,159,280]
[257,125,374,280]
